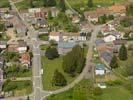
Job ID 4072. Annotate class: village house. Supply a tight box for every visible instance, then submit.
[101,24,116,36]
[108,4,126,16]
[103,31,121,42]
[0,41,7,49]
[16,24,28,37]
[84,11,99,22]
[7,43,18,52]
[104,34,117,42]
[49,32,86,42]
[84,4,126,22]
[5,21,13,29]
[17,40,27,53]
[36,18,47,28]
[20,53,31,68]
[84,7,110,22]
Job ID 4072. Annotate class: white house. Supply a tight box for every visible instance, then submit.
[49,32,86,42]
[95,64,105,75]
[104,34,117,42]
[84,11,99,22]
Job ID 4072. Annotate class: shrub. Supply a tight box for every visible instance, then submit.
[93,87,102,95]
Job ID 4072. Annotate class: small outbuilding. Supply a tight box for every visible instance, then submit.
[95,64,105,75]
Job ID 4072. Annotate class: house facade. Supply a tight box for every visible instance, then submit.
[49,32,86,42]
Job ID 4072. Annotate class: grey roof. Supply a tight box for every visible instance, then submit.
[95,39,105,45]
[16,26,28,34]
[18,40,27,47]
[37,18,47,26]
[96,64,105,70]
[101,52,112,63]
[58,42,77,48]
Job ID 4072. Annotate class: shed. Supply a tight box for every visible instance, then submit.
[95,64,105,75]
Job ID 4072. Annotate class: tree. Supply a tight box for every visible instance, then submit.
[43,0,56,7]
[29,0,34,8]
[98,14,107,24]
[88,0,93,8]
[45,47,59,59]
[110,55,119,69]
[43,0,47,7]
[52,70,67,86]
[63,45,85,75]
[108,15,114,20]
[48,10,52,20]
[27,96,30,100]
[119,44,127,60]
[58,0,66,12]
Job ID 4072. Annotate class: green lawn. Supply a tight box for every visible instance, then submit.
[67,0,124,11]
[115,55,133,77]
[3,80,32,96]
[16,0,44,10]
[38,34,49,41]
[100,87,133,100]
[42,56,79,90]
[46,80,132,100]
[0,0,10,8]
[40,44,50,50]
[46,80,93,100]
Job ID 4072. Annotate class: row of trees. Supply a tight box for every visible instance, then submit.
[63,45,85,76]
[110,44,127,69]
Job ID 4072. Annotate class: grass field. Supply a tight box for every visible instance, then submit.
[100,87,133,100]
[115,55,133,77]
[16,0,44,10]
[67,0,124,11]
[0,0,10,8]
[46,80,132,100]
[3,80,32,96]
[41,56,78,90]
[46,80,93,100]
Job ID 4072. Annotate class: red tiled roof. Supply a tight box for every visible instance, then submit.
[21,53,30,61]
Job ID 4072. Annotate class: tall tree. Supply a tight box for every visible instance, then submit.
[119,44,127,60]
[43,0,47,7]
[110,55,119,69]
[58,0,66,12]
[30,0,34,8]
[52,70,67,86]
[48,10,52,20]
[43,0,56,7]
[88,0,93,8]
[45,47,59,59]
[63,45,85,75]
